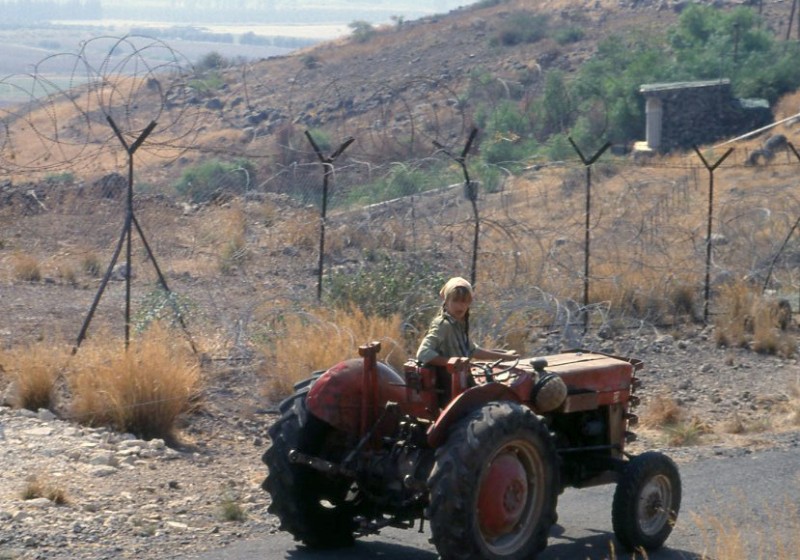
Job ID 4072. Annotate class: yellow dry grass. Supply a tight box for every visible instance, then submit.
[639,393,711,447]
[11,251,42,282]
[214,203,249,274]
[256,306,408,401]
[641,394,684,428]
[714,282,797,357]
[21,474,68,505]
[693,505,800,560]
[780,381,800,427]
[67,324,202,440]
[282,211,319,252]
[0,340,70,411]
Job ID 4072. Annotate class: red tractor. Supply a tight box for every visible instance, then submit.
[262,341,681,559]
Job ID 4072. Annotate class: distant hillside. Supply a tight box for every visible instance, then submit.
[1,0,798,184]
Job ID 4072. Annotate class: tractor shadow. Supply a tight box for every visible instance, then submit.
[286,543,438,559]
[281,530,702,560]
[540,525,703,560]
[281,526,702,560]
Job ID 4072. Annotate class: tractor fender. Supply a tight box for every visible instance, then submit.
[306,358,407,435]
[427,383,521,448]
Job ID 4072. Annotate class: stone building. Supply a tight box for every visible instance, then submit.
[635,79,772,153]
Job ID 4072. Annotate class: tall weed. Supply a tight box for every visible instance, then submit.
[256,307,408,401]
[68,326,201,440]
[11,252,42,282]
[0,341,69,411]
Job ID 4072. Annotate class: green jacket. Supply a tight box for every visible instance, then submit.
[415,312,476,365]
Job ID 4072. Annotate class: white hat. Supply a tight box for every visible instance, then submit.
[440,277,473,300]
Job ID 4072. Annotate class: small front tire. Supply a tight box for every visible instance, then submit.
[612,451,681,552]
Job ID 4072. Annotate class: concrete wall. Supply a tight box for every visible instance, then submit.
[640,80,772,152]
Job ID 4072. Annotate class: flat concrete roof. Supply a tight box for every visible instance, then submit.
[640,79,730,93]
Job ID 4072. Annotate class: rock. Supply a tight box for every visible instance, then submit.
[89,466,118,477]
[37,409,57,422]
[24,426,54,437]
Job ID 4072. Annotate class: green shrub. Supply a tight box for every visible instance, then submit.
[559,4,800,148]
[134,288,197,334]
[343,164,456,207]
[544,133,574,161]
[305,128,332,153]
[301,54,319,69]
[349,20,375,43]
[553,25,585,45]
[476,163,506,193]
[490,12,549,47]
[532,70,575,139]
[45,171,75,184]
[481,134,536,165]
[174,158,255,203]
[189,72,224,94]
[325,252,446,325]
[196,51,228,72]
[219,492,247,521]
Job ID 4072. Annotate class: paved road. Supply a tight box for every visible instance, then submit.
[180,447,800,560]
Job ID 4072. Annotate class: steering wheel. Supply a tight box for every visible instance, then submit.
[471,357,520,383]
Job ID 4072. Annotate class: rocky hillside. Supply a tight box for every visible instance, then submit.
[2,0,797,184]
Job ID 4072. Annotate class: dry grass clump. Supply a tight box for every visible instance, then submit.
[67,325,202,440]
[718,411,772,435]
[784,382,800,426]
[750,299,796,357]
[21,474,68,505]
[713,282,753,348]
[640,393,709,446]
[0,341,69,411]
[56,262,78,286]
[11,252,42,282]
[81,252,102,277]
[215,204,249,274]
[663,417,710,447]
[282,210,318,252]
[694,506,800,560]
[714,282,796,357]
[257,306,408,401]
[641,393,683,427]
[219,490,247,522]
[585,265,700,325]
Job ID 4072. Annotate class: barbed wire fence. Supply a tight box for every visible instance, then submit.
[1,37,800,359]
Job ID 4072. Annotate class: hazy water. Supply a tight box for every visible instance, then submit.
[0,19,332,106]
[50,19,350,40]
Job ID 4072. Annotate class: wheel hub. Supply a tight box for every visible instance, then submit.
[638,475,672,535]
[477,452,529,538]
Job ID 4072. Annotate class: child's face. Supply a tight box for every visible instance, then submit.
[445,293,472,321]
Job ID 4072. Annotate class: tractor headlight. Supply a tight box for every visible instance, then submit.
[531,373,567,414]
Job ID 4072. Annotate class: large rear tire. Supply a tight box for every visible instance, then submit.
[612,451,681,552]
[262,386,358,548]
[427,401,559,560]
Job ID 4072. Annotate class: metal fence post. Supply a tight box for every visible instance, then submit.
[568,138,611,333]
[306,131,355,300]
[74,118,197,354]
[693,145,733,324]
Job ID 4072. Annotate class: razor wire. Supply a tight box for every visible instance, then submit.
[1,37,800,357]
[0,35,208,175]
